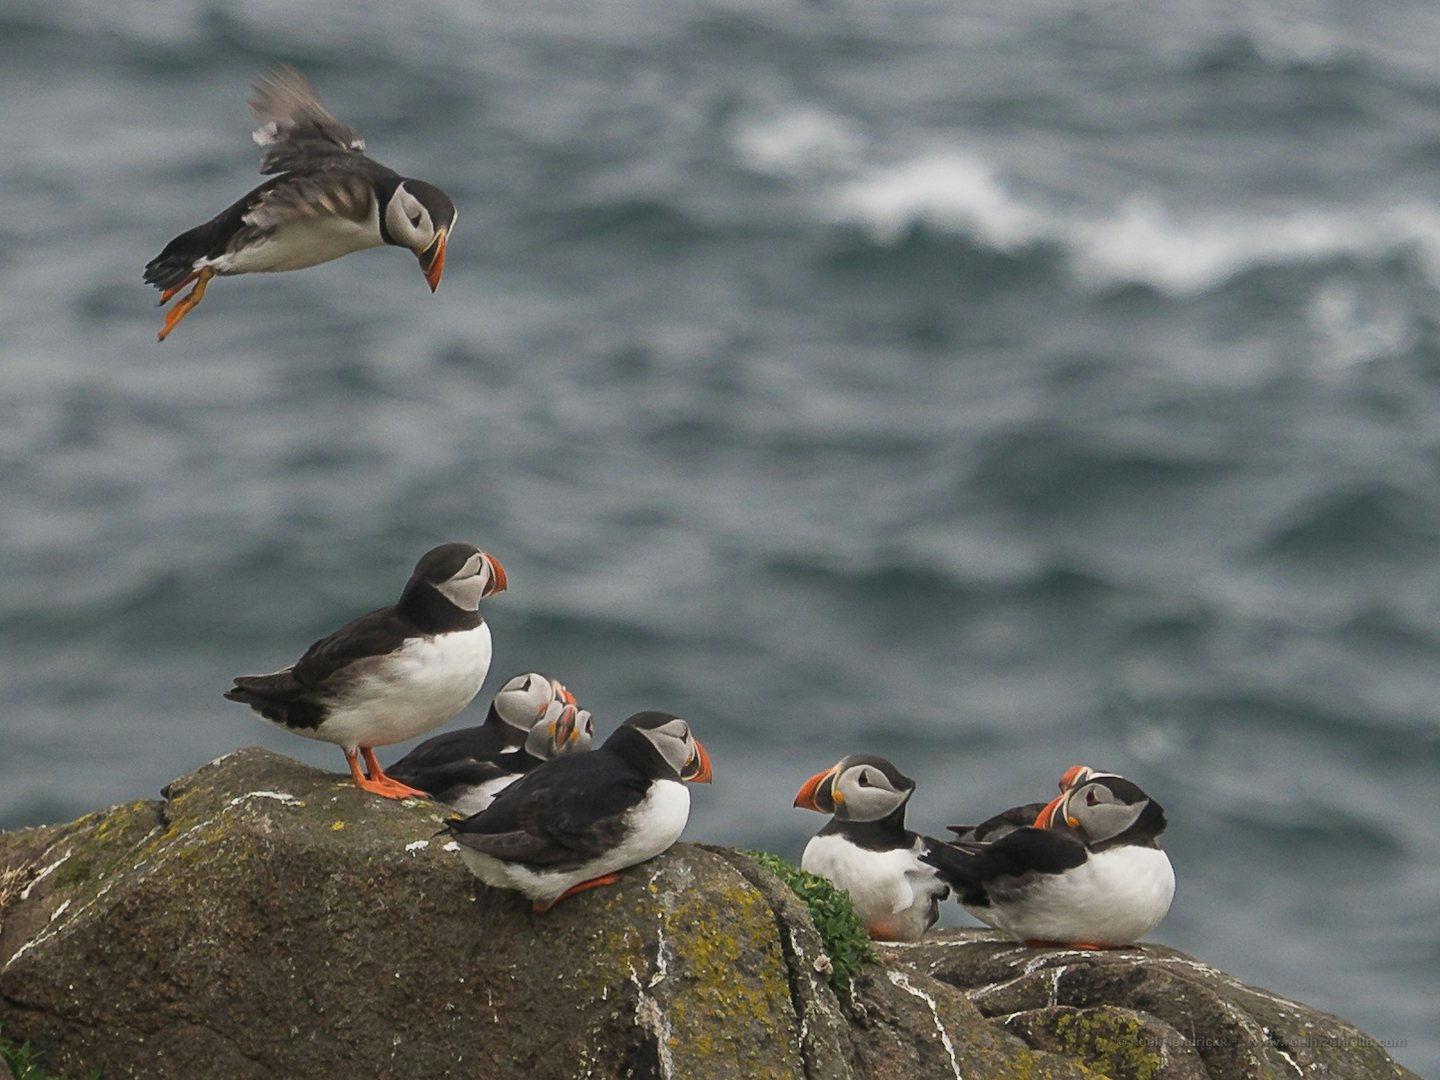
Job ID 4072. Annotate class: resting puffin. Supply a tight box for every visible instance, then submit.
[923,770,1174,948]
[446,711,712,912]
[385,670,576,787]
[224,542,505,799]
[389,696,594,815]
[945,764,1096,844]
[145,66,457,340]
[793,755,949,942]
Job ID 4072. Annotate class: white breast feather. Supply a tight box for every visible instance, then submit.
[209,197,384,275]
[989,845,1175,946]
[308,623,493,749]
[446,774,519,817]
[801,833,946,942]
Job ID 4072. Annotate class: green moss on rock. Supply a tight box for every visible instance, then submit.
[741,849,875,991]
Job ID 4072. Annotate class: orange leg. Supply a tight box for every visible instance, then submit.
[157,270,201,306]
[531,873,621,913]
[157,267,214,341]
[341,747,429,800]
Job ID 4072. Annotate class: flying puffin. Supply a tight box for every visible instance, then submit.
[224,542,506,799]
[793,755,950,942]
[445,711,712,912]
[144,66,457,341]
[923,770,1174,948]
[388,695,594,815]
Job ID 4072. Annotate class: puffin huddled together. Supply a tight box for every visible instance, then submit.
[182,70,1175,943]
[794,757,1174,947]
[224,540,1172,945]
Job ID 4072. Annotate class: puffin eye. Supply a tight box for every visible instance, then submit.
[409,213,422,227]
[857,771,871,787]
[1085,788,1099,806]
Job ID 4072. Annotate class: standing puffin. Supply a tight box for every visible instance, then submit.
[388,695,594,815]
[145,66,457,341]
[793,755,950,942]
[446,712,712,911]
[224,542,505,799]
[923,770,1174,948]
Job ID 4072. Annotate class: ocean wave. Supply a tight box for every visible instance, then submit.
[1251,481,1440,562]
[830,153,1440,294]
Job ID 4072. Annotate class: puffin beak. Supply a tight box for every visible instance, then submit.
[417,227,448,292]
[1057,764,1091,791]
[557,683,577,706]
[682,738,713,784]
[793,766,838,812]
[480,552,507,598]
[554,704,578,746]
[1033,793,1065,830]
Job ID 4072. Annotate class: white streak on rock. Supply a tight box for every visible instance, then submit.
[405,840,430,854]
[628,959,674,1080]
[226,791,302,809]
[442,841,461,853]
[19,849,72,900]
[887,970,964,1080]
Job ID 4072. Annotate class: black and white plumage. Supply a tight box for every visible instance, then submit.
[144,66,457,340]
[387,671,577,783]
[923,771,1175,948]
[388,685,594,816]
[223,542,506,800]
[792,755,949,943]
[944,764,1095,845]
[445,711,713,911]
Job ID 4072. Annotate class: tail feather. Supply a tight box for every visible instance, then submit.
[144,229,210,290]
[224,670,325,730]
[920,837,982,890]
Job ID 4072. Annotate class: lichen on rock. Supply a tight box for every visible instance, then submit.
[0,748,1421,1080]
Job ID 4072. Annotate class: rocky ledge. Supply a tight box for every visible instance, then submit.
[0,748,1417,1080]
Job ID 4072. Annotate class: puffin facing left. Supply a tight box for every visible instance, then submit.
[144,66,457,341]
[224,542,506,799]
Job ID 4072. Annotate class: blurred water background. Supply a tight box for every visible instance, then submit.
[1,0,1437,1071]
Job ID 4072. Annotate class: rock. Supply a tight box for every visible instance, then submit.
[880,933,1421,1080]
[0,748,1419,1080]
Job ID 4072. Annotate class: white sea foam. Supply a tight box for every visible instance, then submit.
[832,152,1440,294]
[732,107,865,178]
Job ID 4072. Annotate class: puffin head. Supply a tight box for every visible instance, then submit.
[610,712,712,784]
[793,754,915,823]
[522,700,595,760]
[384,179,457,291]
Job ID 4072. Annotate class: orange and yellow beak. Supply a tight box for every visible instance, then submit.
[556,683,578,706]
[417,228,448,292]
[1033,793,1065,830]
[1057,764,1091,791]
[683,738,713,784]
[481,552,507,598]
[549,703,580,746]
[793,765,840,812]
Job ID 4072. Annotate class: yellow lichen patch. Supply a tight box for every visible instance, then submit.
[1050,1008,1165,1080]
[332,821,346,832]
[661,870,804,1079]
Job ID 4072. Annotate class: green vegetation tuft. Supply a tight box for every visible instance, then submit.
[742,849,876,992]
[0,1028,100,1080]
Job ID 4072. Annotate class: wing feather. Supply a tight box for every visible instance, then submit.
[249,66,367,174]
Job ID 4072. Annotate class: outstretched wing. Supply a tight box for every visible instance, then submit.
[249,66,367,174]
